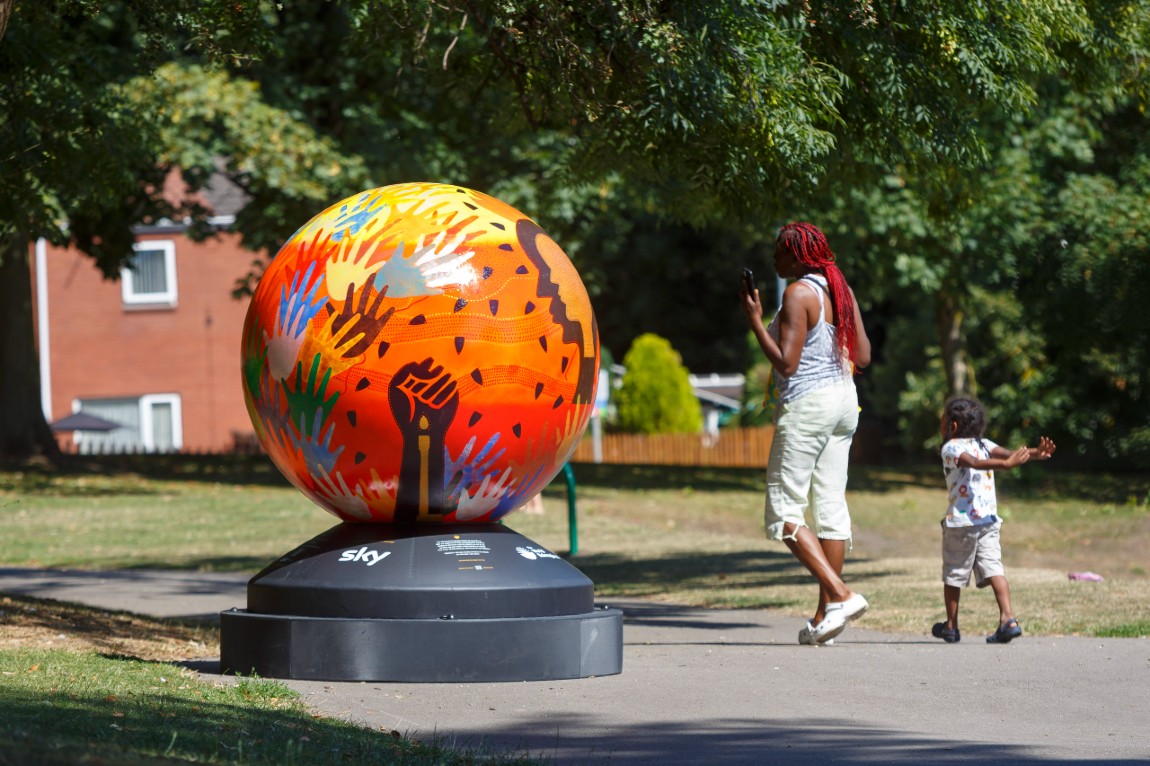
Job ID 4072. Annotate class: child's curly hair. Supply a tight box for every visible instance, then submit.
[942,396,987,441]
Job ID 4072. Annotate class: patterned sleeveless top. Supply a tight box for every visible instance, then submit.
[767,274,851,404]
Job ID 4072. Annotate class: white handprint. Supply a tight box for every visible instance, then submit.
[313,467,372,521]
[412,229,476,288]
[453,467,513,521]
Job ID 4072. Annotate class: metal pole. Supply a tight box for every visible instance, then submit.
[562,462,578,556]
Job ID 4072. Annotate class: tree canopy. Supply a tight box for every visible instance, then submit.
[2,0,1148,462]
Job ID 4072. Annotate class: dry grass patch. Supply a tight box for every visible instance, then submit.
[0,594,217,662]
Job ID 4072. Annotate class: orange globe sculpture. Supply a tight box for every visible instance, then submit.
[241,183,599,524]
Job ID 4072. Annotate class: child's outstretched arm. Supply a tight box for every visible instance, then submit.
[961,445,1031,470]
[975,437,1056,469]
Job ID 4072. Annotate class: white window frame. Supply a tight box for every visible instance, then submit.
[72,394,183,453]
[121,240,178,307]
[140,393,183,451]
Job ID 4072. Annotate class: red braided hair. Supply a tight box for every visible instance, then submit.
[776,222,858,369]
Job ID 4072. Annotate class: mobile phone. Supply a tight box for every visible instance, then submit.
[742,267,755,295]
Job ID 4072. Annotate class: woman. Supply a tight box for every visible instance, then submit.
[740,222,872,645]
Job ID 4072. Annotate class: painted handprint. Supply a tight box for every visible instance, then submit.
[495,428,550,515]
[388,357,460,522]
[493,462,545,519]
[255,373,294,454]
[329,190,389,240]
[553,407,586,465]
[412,229,476,289]
[312,467,373,521]
[325,215,392,300]
[242,316,268,402]
[312,467,398,522]
[329,281,395,357]
[445,433,506,507]
[361,468,398,519]
[264,262,325,380]
[453,467,513,522]
[289,406,344,477]
[371,229,475,298]
[285,354,340,440]
[297,309,367,382]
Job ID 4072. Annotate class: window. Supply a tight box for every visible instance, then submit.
[121,240,177,307]
[72,395,183,454]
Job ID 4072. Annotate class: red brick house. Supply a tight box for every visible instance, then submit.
[32,178,261,454]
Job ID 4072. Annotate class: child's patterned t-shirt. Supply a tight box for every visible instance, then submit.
[940,437,1000,527]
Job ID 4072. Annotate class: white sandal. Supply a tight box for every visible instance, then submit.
[799,619,835,646]
[809,593,868,643]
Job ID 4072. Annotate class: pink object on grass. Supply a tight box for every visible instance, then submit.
[1067,571,1105,582]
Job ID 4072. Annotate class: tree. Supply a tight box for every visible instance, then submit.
[572,211,762,372]
[1018,97,1150,466]
[361,1,1115,224]
[614,333,703,434]
[0,3,360,460]
[3,0,1141,461]
[822,78,1150,463]
[1,2,230,460]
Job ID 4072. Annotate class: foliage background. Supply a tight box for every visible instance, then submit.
[1,1,1149,467]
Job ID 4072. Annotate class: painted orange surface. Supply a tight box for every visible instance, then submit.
[242,183,599,523]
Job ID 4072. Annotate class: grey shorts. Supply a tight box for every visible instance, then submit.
[941,520,1005,588]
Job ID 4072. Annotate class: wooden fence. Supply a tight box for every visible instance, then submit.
[569,427,775,468]
[59,426,778,468]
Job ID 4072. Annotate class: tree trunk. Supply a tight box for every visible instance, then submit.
[936,291,972,398]
[0,0,13,42]
[0,236,61,462]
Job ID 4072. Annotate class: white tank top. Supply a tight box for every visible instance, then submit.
[767,274,851,404]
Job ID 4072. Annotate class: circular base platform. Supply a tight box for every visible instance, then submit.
[219,523,623,682]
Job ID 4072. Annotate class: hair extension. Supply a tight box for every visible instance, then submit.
[942,396,987,444]
[776,222,858,367]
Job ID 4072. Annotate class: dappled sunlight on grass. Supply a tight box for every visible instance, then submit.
[1,459,1147,636]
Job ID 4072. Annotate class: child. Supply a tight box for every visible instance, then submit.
[935,396,1056,644]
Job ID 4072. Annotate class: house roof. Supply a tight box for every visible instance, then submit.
[688,373,745,411]
[148,165,248,230]
[201,169,249,219]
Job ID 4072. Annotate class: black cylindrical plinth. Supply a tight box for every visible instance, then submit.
[220,523,623,682]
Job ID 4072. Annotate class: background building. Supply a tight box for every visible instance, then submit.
[33,177,260,454]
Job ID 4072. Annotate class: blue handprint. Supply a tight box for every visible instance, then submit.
[290,408,345,476]
[265,262,325,380]
[445,433,506,506]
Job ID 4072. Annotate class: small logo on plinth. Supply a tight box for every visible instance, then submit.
[516,545,559,560]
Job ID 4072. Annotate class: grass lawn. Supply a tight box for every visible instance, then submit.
[1,636,537,766]
[2,456,1148,638]
[1,456,1148,765]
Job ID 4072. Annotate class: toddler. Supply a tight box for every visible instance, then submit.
[935,397,1055,644]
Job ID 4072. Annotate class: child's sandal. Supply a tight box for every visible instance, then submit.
[987,618,1023,644]
[931,622,961,643]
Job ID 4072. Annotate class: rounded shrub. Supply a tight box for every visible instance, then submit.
[614,333,703,434]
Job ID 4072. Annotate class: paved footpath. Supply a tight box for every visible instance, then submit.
[2,567,1148,765]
